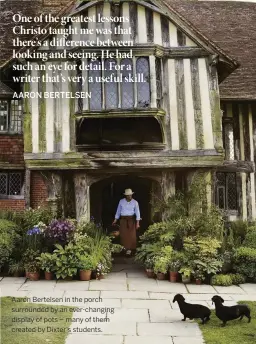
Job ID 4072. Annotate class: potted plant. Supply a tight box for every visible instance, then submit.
[169,251,184,283]
[153,256,168,280]
[77,254,95,281]
[24,261,40,281]
[37,252,56,280]
[8,260,24,277]
[144,257,155,278]
[193,269,205,285]
[179,267,193,283]
[52,243,78,280]
[22,249,40,280]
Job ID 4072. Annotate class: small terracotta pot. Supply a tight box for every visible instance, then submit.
[29,272,40,281]
[80,270,92,281]
[156,272,166,280]
[45,272,54,280]
[145,269,155,278]
[195,279,202,285]
[169,271,178,283]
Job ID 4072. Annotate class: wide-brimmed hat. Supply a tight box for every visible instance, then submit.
[124,188,134,196]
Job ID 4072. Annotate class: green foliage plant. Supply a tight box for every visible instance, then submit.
[211,274,233,286]
[0,220,20,270]
[234,246,256,281]
[37,252,56,273]
[52,243,79,279]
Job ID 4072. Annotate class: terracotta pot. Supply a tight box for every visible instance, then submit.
[195,279,202,285]
[25,271,30,278]
[45,272,54,280]
[80,270,92,281]
[169,271,178,283]
[29,272,40,281]
[157,272,166,280]
[145,269,155,279]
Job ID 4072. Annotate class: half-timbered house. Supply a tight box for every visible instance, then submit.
[0,0,255,230]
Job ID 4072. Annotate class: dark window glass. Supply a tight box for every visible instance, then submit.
[89,60,102,110]
[105,58,118,109]
[121,58,134,108]
[136,57,150,108]
[0,172,23,196]
[216,172,237,211]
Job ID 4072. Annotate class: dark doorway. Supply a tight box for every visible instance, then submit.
[90,176,156,237]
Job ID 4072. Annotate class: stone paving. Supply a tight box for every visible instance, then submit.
[1,265,256,344]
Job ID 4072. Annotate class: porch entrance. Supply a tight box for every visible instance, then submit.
[90,176,157,235]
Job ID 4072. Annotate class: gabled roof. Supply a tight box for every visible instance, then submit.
[166,0,256,100]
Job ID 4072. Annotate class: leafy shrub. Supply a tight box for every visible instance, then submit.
[211,274,233,286]
[243,229,256,249]
[52,243,79,279]
[234,247,256,281]
[19,207,53,233]
[229,273,246,285]
[0,220,20,270]
[230,220,249,246]
[221,250,234,273]
[37,252,56,273]
[23,249,41,273]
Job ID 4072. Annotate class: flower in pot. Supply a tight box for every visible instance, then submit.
[24,261,40,281]
[77,254,95,281]
[193,269,205,285]
[153,256,168,280]
[23,249,40,280]
[169,251,184,283]
[179,267,193,284]
[36,252,56,280]
[144,257,155,278]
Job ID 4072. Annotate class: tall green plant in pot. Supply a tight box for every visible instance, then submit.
[77,254,96,281]
[52,243,79,280]
[37,252,56,280]
[169,251,184,283]
[23,249,41,280]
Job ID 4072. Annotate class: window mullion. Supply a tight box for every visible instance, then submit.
[133,56,137,108]
[102,59,106,110]
[149,55,157,108]
[82,58,89,111]
[117,58,121,109]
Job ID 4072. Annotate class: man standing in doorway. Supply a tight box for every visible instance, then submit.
[112,189,141,256]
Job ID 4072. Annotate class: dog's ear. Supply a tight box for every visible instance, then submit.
[220,297,224,303]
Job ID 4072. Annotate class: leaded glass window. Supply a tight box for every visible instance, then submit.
[105,59,118,109]
[0,172,24,197]
[0,100,8,131]
[0,99,22,133]
[121,58,134,108]
[136,57,150,108]
[216,172,237,211]
[161,16,170,47]
[89,60,102,110]
[156,58,162,108]
[223,120,235,160]
[10,100,22,133]
[146,8,154,43]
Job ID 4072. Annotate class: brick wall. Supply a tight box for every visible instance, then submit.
[0,135,24,165]
[30,172,48,208]
[0,199,25,211]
